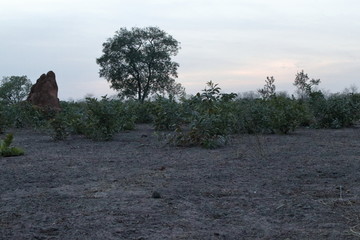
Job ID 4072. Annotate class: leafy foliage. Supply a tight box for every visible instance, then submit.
[294,70,321,99]
[77,96,135,141]
[170,81,234,148]
[0,103,8,133]
[0,133,24,157]
[97,26,182,102]
[0,76,32,104]
[48,110,72,140]
[240,77,305,134]
[80,97,117,140]
[258,76,276,100]
[266,96,305,134]
[125,100,153,124]
[3,102,48,129]
[308,92,360,128]
[151,95,183,131]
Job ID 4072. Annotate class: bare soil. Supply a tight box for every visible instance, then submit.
[1,124,360,240]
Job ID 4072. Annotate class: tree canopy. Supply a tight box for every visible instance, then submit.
[96,26,182,102]
[293,70,321,99]
[0,76,32,104]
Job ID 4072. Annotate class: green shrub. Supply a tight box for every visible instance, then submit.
[77,96,135,141]
[0,103,8,133]
[309,93,360,128]
[267,96,305,134]
[125,100,153,124]
[258,76,276,100]
[0,133,24,157]
[303,91,360,128]
[170,81,233,148]
[350,93,360,121]
[239,100,271,134]
[236,76,277,134]
[293,70,321,99]
[233,96,305,134]
[82,97,120,140]
[172,113,228,149]
[48,110,72,140]
[235,99,273,134]
[57,101,85,135]
[151,95,183,131]
[1,102,45,129]
[119,102,136,130]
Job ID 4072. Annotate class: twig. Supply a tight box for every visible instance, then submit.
[339,185,343,200]
[350,225,360,238]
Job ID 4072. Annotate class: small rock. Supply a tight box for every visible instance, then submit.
[152,191,161,199]
[39,227,59,236]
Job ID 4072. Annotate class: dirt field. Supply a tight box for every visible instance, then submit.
[1,124,360,239]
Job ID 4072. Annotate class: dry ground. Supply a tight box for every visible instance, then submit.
[1,124,360,239]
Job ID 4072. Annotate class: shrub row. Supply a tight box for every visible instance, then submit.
[0,88,359,147]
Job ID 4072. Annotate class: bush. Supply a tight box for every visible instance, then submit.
[0,103,8,133]
[81,97,121,140]
[233,96,305,134]
[350,93,360,121]
[78,97,135,141]
[3,102,48,129]
[235,99,272,134]
[54,101,86,136]
[170,81,233,148]
[309,93,360,128]
[0,133,24,157]
[234,75,303,134]
[151,95,183,131]
[125,100,153,124]
[172,113,228,149]
[48,110,72,140]
[267,96,305,134]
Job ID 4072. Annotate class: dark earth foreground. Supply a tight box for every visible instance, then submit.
[1,124,360,240]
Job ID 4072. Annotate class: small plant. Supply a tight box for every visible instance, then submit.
[81,96,121,141]
[0,133,24,157]
[294,70,321,99]
[258,76,276,100]
[49,111,71,140]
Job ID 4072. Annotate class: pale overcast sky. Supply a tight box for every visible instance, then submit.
[1,0,360,100]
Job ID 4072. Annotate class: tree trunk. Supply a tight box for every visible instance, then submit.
[137,79,143,102]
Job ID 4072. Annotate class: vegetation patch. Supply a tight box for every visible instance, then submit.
[0,133,24,157]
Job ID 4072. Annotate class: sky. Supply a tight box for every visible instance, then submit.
[1,0,360,100]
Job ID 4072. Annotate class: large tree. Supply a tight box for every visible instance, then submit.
[0,76,32,104]
[96,26,182,102]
